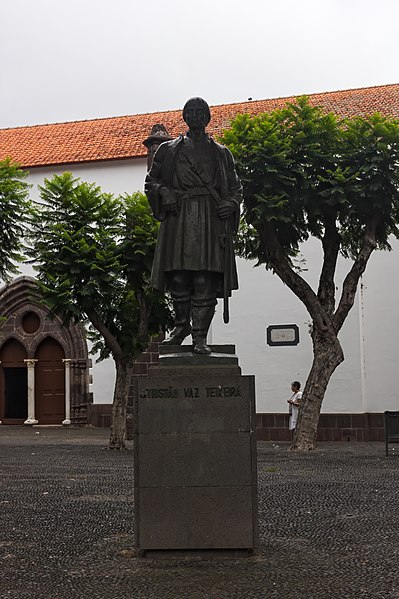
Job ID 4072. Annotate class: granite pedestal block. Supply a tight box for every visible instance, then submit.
[133,345,258,556]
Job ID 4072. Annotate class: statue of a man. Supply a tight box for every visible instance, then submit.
[145,97,243,354]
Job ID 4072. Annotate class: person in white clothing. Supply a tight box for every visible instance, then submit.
[287,381,302,431]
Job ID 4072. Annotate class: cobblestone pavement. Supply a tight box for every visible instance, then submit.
[0,427,398,599]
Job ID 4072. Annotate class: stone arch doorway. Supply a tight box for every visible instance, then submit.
[0,339,28,424]
[0,277,92,426]
[35,338,65,425]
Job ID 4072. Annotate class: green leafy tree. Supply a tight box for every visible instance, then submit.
[222,98,399,450]
[29,173,172,449]
[0,158,32,281]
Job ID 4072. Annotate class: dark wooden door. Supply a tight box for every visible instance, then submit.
[0,339,28,424]
[35,338,65,424]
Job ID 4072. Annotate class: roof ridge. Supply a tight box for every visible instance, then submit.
[0,107,184,132]
[2,82,398,132]
[214,82,399,109]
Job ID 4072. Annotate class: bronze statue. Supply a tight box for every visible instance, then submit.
[143,124,174,170]
[145,98,242,355]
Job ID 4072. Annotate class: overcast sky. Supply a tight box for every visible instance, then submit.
[0,0,398,129]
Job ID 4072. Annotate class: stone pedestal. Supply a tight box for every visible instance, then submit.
[133,345,258,557]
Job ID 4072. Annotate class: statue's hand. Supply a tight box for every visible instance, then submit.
[161,188,179,216]
[217,201,234,220]
[164,202,179,216]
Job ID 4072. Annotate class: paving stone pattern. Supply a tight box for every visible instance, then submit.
[0,427,398,599]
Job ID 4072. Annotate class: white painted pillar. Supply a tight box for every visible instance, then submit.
[24,359,38,425]
[62,359,72,425]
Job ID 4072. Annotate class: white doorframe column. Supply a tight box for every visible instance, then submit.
[24,359,38,425]
[62,359,72,425]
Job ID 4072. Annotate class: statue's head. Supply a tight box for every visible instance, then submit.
[182,97,211,129]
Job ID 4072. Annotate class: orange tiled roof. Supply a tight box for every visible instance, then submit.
[1,84,398,169]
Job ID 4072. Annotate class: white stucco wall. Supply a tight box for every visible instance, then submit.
[15,157,399,414]
[361,242,399,412]
[27,158,146,199]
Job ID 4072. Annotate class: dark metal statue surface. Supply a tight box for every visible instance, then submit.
[143,124,174,170]
[145,97,242,354]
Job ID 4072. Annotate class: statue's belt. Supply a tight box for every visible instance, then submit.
[176,186,213,200]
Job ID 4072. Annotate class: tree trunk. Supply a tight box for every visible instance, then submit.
[292,328,344,451]
[136,288,150,342]
[109,358,134,450]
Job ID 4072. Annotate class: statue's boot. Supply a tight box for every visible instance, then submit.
[162,301,191,345]
[192,305,215,355]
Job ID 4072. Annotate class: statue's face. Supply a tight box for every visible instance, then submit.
[184,105,207,130]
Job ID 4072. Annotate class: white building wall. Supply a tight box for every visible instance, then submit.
[18,158,399,414]
[361,243,399,412]
[27,158,146,199]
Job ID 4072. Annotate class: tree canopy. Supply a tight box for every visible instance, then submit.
[0,158,32,282]
[29,173,172,448]
[221,98,399,449]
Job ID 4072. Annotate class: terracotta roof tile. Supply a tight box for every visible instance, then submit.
[1,84,398,169]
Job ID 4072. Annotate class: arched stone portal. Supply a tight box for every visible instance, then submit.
[0,277,92,425]
[0,339,28,424]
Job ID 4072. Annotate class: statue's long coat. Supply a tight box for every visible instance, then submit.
[145,134,243,297]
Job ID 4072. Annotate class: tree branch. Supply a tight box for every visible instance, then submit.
[333,220,378,334]
[261,221,330,333]
[86,309,124,360]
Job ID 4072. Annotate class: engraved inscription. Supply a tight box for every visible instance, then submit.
[139,387,179,399]
[206,386,241,398]
[184,387,200,398]
[139,385,242,399]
